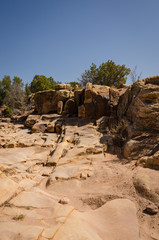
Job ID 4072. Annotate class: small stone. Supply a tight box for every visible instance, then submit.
[144,202,158,215]
[58,197,70,205]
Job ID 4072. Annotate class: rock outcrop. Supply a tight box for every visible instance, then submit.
[117,76,159,130]
[76,83,128,119]
[118,76,159,168]
[25,78,159,168]
[34,86,74,114]
[0,77,159,239]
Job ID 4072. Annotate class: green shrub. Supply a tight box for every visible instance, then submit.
[12,214,25,221]
[3,106,12,117]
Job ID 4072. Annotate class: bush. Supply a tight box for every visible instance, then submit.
[3,106,12,117]
[30,75,56,93]
[111,120,128,147]
[79,60,130,87]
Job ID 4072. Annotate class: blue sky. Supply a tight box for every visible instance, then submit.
[0,0,159,85]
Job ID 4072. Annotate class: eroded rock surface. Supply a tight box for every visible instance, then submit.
[120,76,159,168]
[0,77,159,240]
[0,114,158,240]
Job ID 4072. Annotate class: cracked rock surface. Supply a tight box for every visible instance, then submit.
[0,115,158,240]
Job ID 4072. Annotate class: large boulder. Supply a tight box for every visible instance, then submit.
[74,89,85,106]
[34,89,74,114]
[77,83,110,119]
[64,98,77,116]
[126,78,159,131]
[118,77,159,130]
[133,167,159,204]
[84,83,110,118]
[117,76,159,167]
[76,83,128,119]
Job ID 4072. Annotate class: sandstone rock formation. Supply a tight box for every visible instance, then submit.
[34,88,74,114]
[76,83,128,119]
[0,77,159,239]
[24,78,159,168]
[119,76,159,168]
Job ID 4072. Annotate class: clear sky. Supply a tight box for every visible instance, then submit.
[0,0,159,85]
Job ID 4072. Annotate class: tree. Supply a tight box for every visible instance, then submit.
[130,66,142,84]
[13,76,24,88]
[30,75,56,93]
[79,63,98,87]
[4,83,26,113]
[25,83,31,97]
[79,60,131,87]
[69,81,82,89]
[0,75,11,105]
[3,77,26,114]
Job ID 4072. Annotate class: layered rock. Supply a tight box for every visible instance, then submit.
[77,83,110,119]
[117,76,159,130]
[0,111,158,239]
[34,86,74,114]
[76,83,128,122]
[118,76,159,168]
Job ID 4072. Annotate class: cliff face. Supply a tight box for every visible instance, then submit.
[119,76,159,169]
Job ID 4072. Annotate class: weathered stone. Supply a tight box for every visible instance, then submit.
[84,84,110,119]
[58,197,70,205]
[133,168,159,203]
[10,189,59,208]
[0,173,20,206]
[123,140,140,158]
[53,199,140,240]
[126,79,159,131]
[34,90,74,114]
[0,118,11,123]
[76,84,128,120]
[46,122,55,133]
[49,164,93,182]
[32,121,48,133]
[115,76,159,163]
[116,86,131,121]
[74,89,84,106]
[57,100,63,114]
[0,222,44,240]
[19,179,36,190]
[41,114,61,121]
[47,141,69,165]
[55,120,63,134]
[0,122,9,129]
[55,83,71,91]
[144,202,158,214]
[145,75,159,85]
[25,115,41,128]
[78,104,85,118]
[139,151,159,169]
[64,98,77,116]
